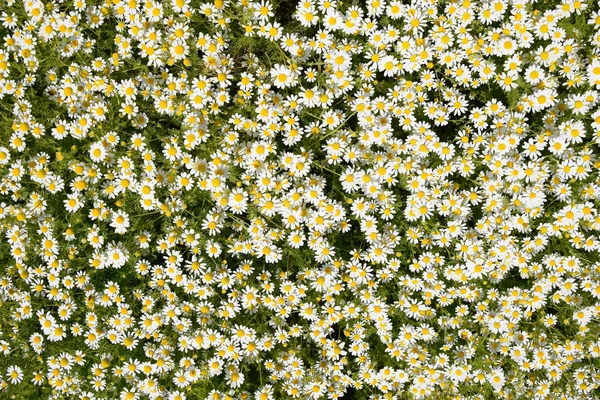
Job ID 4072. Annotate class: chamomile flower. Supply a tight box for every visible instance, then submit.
[6,365,23,385]
[110,210,130,234]
[205,240,222,258]
[270,64,296,89]
[228,188,248,214]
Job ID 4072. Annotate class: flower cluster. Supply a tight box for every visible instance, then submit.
[1,0,600,399]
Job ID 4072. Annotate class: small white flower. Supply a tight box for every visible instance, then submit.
[64,193,84,213]
[89,142,107,162]
[110,210,130,234]
[487,368,506,392]
[6,365,23,384]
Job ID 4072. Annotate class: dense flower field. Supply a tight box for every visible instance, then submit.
[1,0,600,398]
